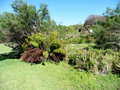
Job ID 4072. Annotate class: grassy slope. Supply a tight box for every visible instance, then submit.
[0,44,12,54]
[0,44,120,90]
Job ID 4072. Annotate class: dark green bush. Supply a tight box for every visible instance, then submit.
[50,42,61,52]
[92,3,120,51]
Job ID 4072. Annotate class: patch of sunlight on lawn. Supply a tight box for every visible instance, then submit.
[0,44,12,54]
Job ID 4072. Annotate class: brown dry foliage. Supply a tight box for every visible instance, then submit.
[21,48,44,64]
[50,53,65,63]
[84,15,105,26]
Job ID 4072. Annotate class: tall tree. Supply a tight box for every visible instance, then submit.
[0,0,55,51]
[12,0,40,34]
[39,3,56,32]
[93,2,120,51]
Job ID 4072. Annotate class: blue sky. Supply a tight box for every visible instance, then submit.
[0,0,118,25]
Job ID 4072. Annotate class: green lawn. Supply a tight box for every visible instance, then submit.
[0,44,12,54]
[0,44,120,90]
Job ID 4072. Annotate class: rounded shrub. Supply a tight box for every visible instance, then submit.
[53,48,66,56]
[26,33,46,49]
[50,42,61,52]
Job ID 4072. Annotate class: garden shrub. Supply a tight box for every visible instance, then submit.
[48,31,66,62]
[50,42,61,52]
[53,48,66,59]
[21,31,66,63]
[48,31,59,44]
[25,33,46,49]
[48,31,61,50]
[50,48,66,62]
[53,48,66,56]
[68,48,119,74]
[21,48,44,64]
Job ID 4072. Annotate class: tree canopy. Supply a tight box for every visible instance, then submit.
[0,0,56,49]
[93,2,120,51]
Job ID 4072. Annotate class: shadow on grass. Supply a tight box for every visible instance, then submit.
[0,51,20,61]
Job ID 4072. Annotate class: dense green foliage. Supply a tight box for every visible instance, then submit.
[93,2,120,51]
[66,45,120,74]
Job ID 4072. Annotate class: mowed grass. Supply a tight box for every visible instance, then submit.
[0,44,12,54]
[0,59,74,90]
[0,44,120,90]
